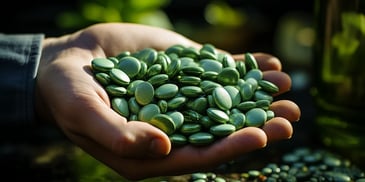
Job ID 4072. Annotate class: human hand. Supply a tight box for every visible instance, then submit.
[35,23,300,180]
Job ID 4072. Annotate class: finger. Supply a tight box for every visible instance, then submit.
[262,117,293,142]
[263,70,292,95]
[270,100,301,122]
[232,52,282,71]
[73,127,267,180]
[83,23,201,56]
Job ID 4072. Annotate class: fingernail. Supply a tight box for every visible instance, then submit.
[149,138,170,157]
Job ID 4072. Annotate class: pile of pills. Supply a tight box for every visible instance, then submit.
[91,44,279,146]
[184,147,365,182]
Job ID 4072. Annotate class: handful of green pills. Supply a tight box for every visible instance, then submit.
[91,44,279,146]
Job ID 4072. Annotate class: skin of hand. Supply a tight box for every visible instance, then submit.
[35,22,301,180]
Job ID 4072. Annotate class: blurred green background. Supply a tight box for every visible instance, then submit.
[0,0,317,181]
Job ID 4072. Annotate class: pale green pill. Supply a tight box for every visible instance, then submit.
[212,87,232,111]
[244,69,263,81]
[199,59,222,73]
[229,113,246,130]
[210,123,236,137]
[189,132,215,145]
[246,108,267,127]
[128,97,140,114]
[155,83,179,99]
[149,114,176,135]
[126,79,144,96]
[223,85,241,107]
[138,104,160,122]
[117,56,141,78]
[168,111,184,129]
[206,108,229,123]
[254,90,273,102]
[217,67,240,85]
[91,58,115,72]
[111,97,129,118]
[135,81,154,105]
[109,68,130,86]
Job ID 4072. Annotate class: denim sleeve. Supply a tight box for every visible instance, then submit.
[0,34,44,126]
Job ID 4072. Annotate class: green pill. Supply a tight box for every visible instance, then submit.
[149,114,176,135]
[105,85,127,97]
[256,99,271,110]
[206,108,229,124]
[167,96,187,110]
[217,67,240,85]
[117,56,141,78]
[167,111,184,129]
[109,68,130,86]
[186,96,208,114]
[244,69,263,81]
[157,99,168,113]
[201,71,218,81]
[181,66,205,76]
[239,82,254,101]
[236,61,246,77]
[111,97,129,118]
[135,61,147,79]
[200,80,222,94]
[128,97,140,114]
[246,108,267,127]
[266,110,275,120]
[138,104,160,122]
[155,83,179,99]
[199,59,222,73]
[91,57,115,72]
[224,85,241,107]
[177,75,201,86]
[126,79,144,96]
[212,87,232,111]
[245,52,259,70]
[258,80,279,93]
[147,74,169,86]
[169,133,187,146]
[166,57,181,78]
[135,81,154,105]
[95,72,111,86]
[237,101,256,111]
[146,64,162,78]
[254,90,273,102]
[189,132,215,145]
[210,123,236,137]
[221,54,236,68]
[229,113,246,130]
[180,86,204,97]
[133,48,157,67]
[180,123,201,135]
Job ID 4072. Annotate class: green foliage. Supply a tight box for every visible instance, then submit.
[56,0,173,30]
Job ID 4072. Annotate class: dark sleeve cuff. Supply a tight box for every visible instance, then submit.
[0,33,44,126]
